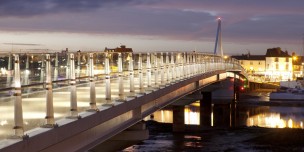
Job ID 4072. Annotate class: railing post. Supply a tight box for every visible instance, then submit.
[88,53,98,111]
[54,52,59,81]
[6,53,12,86]
[55,52,59,67]
[24,54,30,85]
[147,53,152,87]
[188,52,191,77]
[86,54,89,79]
[40,55,45,82]
[25,54,29,70]
[129,53,135,93]
[138,53,144,92]
[77,51,81,78]
[67,53,79,119]
[200,54,204,73]
[153,53,158,87]
[117,53,124,100]
[190,53,193,76]
[183,52,186,79]
[171,52,176,82]
[11,54,25,138]
[66,53,70,79]
[177,53,181,80]
[160,52,165,86]
[105,53,111,101]
[43,54,56,128]
[165,52,170,83]
[8,53,12,71]
[193,53,196,75]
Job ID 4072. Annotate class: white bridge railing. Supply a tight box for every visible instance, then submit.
[0,51,244,141]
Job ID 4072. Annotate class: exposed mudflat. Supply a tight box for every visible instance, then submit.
[123,122,304,152]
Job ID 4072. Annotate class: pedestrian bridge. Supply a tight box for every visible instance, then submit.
[0,51,247,151]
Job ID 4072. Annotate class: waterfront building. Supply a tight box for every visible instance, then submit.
[104,45,133,53]
[232,53,265,75]
[291,52,303,78]
[265,47,292,81]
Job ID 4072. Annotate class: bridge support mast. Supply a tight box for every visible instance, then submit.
[214,17,223,57]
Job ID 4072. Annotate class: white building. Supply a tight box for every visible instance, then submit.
[264,48,292,81]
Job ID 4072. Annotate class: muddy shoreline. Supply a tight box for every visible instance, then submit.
[123,121,304,152]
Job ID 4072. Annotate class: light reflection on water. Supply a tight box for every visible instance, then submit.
[145,102,304,129]
[247,107,304,129]
[144,102,201,125]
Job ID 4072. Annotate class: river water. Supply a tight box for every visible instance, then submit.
[121,91,304,151]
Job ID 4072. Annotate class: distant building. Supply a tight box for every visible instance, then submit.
[291,52,303,78]
[232,53,265,75]
[265,47,292,81]
[104,45,133,53]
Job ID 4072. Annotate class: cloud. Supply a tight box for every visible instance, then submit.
[0,0,303,54]
[3,42,42,46]
[0,0,155,17]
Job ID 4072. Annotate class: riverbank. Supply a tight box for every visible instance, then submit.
[240,90,304,106]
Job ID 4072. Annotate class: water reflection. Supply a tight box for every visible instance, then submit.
[246,107,304,129]
[146,102,304,129]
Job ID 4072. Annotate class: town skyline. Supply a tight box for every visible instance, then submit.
[0,0,303,55]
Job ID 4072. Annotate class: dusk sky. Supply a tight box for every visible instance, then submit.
[0,0,304,55]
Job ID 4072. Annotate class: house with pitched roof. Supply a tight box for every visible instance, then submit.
[265,47,292,81]
[232,53,265,75]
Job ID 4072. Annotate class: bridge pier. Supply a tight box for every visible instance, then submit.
[200,92,212,127]
[173,105,185,132]
[213,103,231,127]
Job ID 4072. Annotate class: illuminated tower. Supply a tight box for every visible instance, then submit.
[214,17,223,57]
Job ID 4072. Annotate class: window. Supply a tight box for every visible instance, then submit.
[275,58,278,62]
[286,58,289,62]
